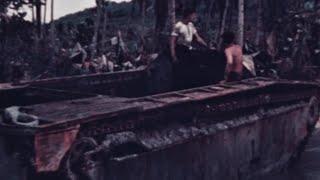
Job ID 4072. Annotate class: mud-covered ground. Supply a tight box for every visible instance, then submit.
[257,121,320,180]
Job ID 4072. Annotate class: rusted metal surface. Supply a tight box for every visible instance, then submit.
[34,125,80,172]
[0,78,319,179]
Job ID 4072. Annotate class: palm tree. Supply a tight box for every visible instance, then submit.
[217,0,229,48]
[50,0,55,49]
[91,0,103,59]
[168,0,176,32]
[255,0,263,46]
[50,0,54,22]
[102,3,108,52]
[43,0,47,24]
[238,0,244,47]
[35,0,42,37]
[155,0,168,33]
[205,0,215,32]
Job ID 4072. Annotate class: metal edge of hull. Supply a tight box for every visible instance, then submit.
[79,102,316,180]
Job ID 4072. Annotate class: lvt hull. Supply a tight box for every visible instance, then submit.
[0,78,319,180]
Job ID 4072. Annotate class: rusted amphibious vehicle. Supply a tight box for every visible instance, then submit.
[0,66,320,180]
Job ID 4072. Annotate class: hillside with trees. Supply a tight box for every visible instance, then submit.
[0,0,319,82]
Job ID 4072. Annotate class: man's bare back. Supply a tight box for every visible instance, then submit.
[224,44,243,81]
[225,44,243,73]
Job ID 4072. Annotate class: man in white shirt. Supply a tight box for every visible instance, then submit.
[167,9,225,90]
[170,8,208,63]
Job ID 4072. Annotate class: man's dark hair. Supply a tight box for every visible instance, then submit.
[222,31,236,44]
[183,8,196,18]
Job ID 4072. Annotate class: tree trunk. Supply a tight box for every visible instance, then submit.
[154,0,168,51]
[91,0,103,60]
[155,0,168,33]
[50,0,56,74]
[205,0,215,32]
[141,0,146,18]
[217,0,230,48]
[141,0,146,34]
[43,0,47,24]
[102,7,108,52]
[50,0,55,47]
[50,0,54,23]
[238,0,244,47]
[255,0,263,47]
[227,0,233,30]
[35,0,42,38]
[31,4,35,24]
[168,0,176,32]
[131,0,136,18]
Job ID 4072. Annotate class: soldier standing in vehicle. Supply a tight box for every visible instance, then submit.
[169,8,210,89]
[169,8,208,63]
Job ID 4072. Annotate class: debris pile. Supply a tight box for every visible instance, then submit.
[245,9,320,80]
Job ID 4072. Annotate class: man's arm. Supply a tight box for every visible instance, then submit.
[225,49,233,75]
[195,33,208,47]
[170,36,178,63]
[238,46,243,61]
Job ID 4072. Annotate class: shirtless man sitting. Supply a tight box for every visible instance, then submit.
[222,31,243,82]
